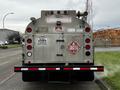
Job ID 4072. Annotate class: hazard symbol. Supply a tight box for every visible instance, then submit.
[68,41,80,55]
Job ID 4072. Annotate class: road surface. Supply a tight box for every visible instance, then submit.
[1,47,116,90]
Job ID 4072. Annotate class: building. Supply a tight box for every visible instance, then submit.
[93,28,120,47]
[0,29,20,44]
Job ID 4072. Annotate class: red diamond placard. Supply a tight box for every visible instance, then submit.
[68,41,80,55]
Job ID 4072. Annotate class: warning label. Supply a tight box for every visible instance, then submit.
[37,36,47,45]
[68,41,80,55]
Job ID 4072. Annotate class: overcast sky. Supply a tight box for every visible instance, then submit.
[0,0,120,33]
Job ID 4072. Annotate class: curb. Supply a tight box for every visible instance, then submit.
[95,79,111,90]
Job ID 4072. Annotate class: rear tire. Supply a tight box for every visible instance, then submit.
[72,71,94,81]
[22,72,47,82]
[22,72,30,82]
[22,71,94,82]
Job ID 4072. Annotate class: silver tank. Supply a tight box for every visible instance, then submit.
[24,10,93,64]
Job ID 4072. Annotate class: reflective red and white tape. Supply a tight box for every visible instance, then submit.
[14,67,104,72]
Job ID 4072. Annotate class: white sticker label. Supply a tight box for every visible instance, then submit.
[76,29,82,32]
[37,36,47,45]
[67,28,75,32]
[46,17,72,23]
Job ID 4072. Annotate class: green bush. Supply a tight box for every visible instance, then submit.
[0,45,8,49]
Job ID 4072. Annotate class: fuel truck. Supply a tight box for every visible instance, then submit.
[14,10,104,82]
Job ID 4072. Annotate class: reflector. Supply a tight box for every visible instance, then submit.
[63,68,72,70]
[28,68,38,71]
[14,66,104,72]
[97,68,104,71]
[27,52,32,57]
[85,51,91,56]
[15,67,21,71]
[46,68,56,70]
[80,68,90,70]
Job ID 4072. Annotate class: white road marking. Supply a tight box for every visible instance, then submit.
[0,53,20,59]
[0,61,9,66]
[0,73,15,85]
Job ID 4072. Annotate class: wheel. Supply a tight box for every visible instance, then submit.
[22,72,47,82]
[83,71,94,81]
[22,72,30,82]
[72,71,94,81]
[86,71,94,81]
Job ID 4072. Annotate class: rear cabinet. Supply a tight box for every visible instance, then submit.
[32,33,85,63]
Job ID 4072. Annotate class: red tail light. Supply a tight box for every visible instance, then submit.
[85,38,90,43]
[85,27,91,32]
[27,39,32,43]
[85,45,90,50]
[26,27,32,33]
[27,45,32,50]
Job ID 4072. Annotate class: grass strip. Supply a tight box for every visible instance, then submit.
[95,51,120,90]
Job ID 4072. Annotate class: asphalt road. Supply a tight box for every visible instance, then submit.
[1,47,116,90]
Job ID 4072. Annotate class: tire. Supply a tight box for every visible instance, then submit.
[22,72,29,82]
[87,72,94,81]
[22,72,47,82]
[72,71,94,81]
[84,71,94,81]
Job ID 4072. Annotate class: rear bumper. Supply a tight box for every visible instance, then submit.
[14,66,104,72]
